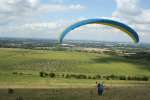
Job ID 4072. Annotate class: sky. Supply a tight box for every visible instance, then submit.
[0,0,150,43]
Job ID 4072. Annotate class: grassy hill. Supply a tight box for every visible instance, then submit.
[0,48,150,76]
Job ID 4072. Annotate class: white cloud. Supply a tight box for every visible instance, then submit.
[112,0,150,43]
[114,0,142,16]
[68,0,150,43]
[0,0,86,39]
[0,18,71,39]
[38,4,85,13]
[23,22,58,29]
[0,0,85,25]
[0,0,149,43]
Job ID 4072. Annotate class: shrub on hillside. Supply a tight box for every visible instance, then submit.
[87,76,92,79]
[119,75,126,80]
[8,88,14,94]
[65,74,70,78]
[39,72,48,77]
[76,74,87,79]
[103,76,110,80]
[49,72,55,78]
[142,76,149,81]
[95,75,101,79]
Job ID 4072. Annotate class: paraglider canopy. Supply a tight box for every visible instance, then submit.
[59,18,139,44]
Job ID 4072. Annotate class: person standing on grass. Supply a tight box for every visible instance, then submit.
[96,81,98,95]
[96,81,104,96]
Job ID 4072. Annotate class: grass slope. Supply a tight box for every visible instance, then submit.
[0,87,150,100]
[0,48,150,77]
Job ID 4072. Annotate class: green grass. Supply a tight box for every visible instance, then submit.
[0,87,150,100]
[0,48,150,99]
[0,48,150,76]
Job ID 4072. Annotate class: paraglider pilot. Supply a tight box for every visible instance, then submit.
[96,81,104,96]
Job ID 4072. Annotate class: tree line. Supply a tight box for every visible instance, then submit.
[39,72,149,81]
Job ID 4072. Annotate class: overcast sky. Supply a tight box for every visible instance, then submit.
[0,0,150,43]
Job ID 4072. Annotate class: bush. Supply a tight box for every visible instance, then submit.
[103,76,110,80]
[39,72,149,81]
[126,76,149,81]
[127,76,132,80]
[12,72,23,75]
[142,76,149,81]
[16,96,23,100]
[39,72,48,77]
[95,75,101,79]
[109,74,118,80]
[8,88,14,94]
[49,73,55,78]
[64,74,87,79]
[119,75,126,80]
[12,72,18,75]
[77,74,87,79]
[61,74,65,78]
[91,76,96,79]
[65,74,70,78]
[87,76,92,79]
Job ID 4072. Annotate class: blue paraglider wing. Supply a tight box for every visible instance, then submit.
[59,18,139,43]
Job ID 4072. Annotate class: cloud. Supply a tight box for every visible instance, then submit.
[0,18,72,39]
[0,0,81,39]
[38,4,85,13]
[0,0,85,25]
[112,1,150,24]
[0,0,39,24]
[114,0,142,16]
[0,0,86,39]
[68,0,150,43]
[0,0,149,43]
[112,0,150,43]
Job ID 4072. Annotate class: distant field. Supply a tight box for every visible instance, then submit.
[0,48,150,87]
[0,48,150,100]
[0,48,150,76]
